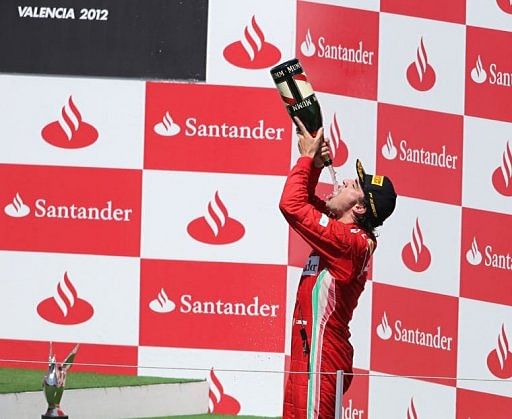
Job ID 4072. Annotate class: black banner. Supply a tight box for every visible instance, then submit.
[0,0,208,80]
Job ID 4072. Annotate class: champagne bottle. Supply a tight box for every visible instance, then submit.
[270,58,332,166]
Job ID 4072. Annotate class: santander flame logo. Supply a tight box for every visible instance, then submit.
[208,368,241,414]
[41,96,98,149]
[402,218,431,272]
[496,0,512,14]
[4,193,30,217]
[487,324,512,379]
[376,312,392,340]
[37,272,94,325]
[223,15,281,69]
[328,113,349,167]
[149,288,176,313]
[382,132,398,160]
[407,397,419,419]
[492,141,512,196]
[406,37,436,92]
[470,55,487,84]
[466,237,483,266]
[153,112,181,136]
[300,29,316,57]
[187,191,245,245]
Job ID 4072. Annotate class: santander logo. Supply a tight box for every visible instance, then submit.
[223,15,281,69]
[470,55,487,84]
[3,194,133,223]
[147,289,279,318]
[298,28,375,65]
[381,132,398,160]
[402,218,431,273]
[496,0,512,14]
[37,272,94,325]
[41,96,98,149]
[151,110,284,141]
[380,132,458,169]
[465,236,511,271]
[153,112,181,136]
[149,288,176,313]
[208,368,241,414]
[376,311,453,351]
[300,29,316,57]
[466,237,483,266]
[376,312,392,340]
[469,54,512,87]
[492,141,512,196]
[407,397,418,419]
[328,113,349,167]
[187,191,245,245]
[4,193,30,217]
[406,37,436,92]
[487,324,512,379]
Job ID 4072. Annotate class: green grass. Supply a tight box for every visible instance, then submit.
[0,368,281,418]
[0,367,199,394]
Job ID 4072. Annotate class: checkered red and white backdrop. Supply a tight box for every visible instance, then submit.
[1,0,511,417]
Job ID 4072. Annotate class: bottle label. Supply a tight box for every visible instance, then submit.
[274,80,295,104]
[293,73,314,100]
[288,94,318,113]
[287,94,322,133]
[270,59,304,83]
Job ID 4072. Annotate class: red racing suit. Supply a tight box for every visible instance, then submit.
[280,157,375,419]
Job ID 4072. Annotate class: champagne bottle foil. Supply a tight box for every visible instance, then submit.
[270,58,303,82]
[270,59,315,105]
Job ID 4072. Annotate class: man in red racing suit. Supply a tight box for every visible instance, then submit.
[280,120,397,418]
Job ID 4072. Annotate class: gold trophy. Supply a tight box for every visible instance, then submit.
[42,342,79,419]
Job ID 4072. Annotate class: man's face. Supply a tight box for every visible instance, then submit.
[325,178,366,216]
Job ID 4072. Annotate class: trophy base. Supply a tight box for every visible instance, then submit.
[42,416,68,419]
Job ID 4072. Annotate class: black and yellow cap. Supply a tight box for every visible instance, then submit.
[356,159,397,226]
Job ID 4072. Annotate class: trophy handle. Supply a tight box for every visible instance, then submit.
[48,341,54,361]
[62,344,80,371]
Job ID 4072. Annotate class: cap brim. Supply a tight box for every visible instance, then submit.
[356,159,367,187]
